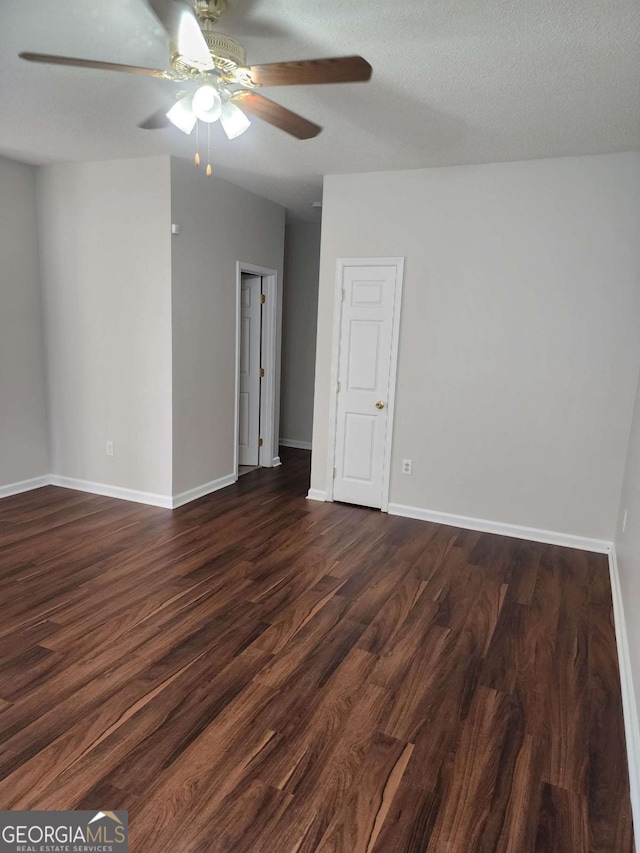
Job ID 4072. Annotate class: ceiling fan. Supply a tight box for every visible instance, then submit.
[19,0,372,172]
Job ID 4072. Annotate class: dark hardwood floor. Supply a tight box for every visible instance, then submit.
[0,448,633,851]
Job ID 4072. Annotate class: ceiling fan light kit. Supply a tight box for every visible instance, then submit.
[191,84,222,122]
[18,0,373,178]
[165,84,251,175]
[166,93,197,134]
[220,100,251,140]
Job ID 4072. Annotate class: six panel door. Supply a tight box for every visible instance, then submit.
[333,264,399,508]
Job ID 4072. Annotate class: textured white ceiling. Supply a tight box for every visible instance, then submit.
[1,0,639,220]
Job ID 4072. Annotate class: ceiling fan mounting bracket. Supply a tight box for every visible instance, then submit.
[191,0,227,25]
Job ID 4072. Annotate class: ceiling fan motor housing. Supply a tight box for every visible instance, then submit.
[187,0,247,73]
[201,29,246,68]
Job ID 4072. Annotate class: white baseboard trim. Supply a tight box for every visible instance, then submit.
[35,471,238,510]
[387,503,612,553]
[172,473,237,509]
[280,438,312,451]
[50,475,173,509]
[0,474,52,499]
[272,456,282,467]
[307,489,327,502]
[608,547,640,848]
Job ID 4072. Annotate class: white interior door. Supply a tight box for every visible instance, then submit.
[333,263,400,508]
[239,274,262,465]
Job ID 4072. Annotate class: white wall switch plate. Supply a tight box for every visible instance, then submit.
[106,440,114,457]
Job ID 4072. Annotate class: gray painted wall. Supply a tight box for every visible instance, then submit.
[280,222,321,446]
[170,157,285,495]
[37,157,173,498]
[311,153,640,540]
[0,156,49,488]
[616,373,640,724]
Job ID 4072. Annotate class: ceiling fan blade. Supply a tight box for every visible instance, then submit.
[247,56,372,87]
[138,108,172,129]
[232,92,321,140]
[172,1,215,70]
[19,52,172,79]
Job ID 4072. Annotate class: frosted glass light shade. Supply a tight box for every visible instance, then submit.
[220,101,251,139]
[192,85,222,123]
[178,6,214,71]
[166,94,197,135]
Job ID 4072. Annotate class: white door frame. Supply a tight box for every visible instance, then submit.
[325,257,405,511]
[235,261,279,478]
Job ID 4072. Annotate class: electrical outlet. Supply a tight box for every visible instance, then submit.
[106,440,114,457]
[402,459,413,475]
[622,510,628,533]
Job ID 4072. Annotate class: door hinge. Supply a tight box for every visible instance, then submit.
[259,438,263,447]
[341,289,345,302]
[259,368,265,378]
[260,293,266,304]
[333,467,336,479]
[336,380,340,392]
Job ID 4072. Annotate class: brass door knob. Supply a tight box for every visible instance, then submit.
[375,401,385,409]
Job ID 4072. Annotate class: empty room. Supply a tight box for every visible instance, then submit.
[1,1,639,851]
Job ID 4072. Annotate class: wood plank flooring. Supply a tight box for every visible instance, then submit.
[0,448,633,851]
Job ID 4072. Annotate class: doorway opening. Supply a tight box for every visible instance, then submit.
[235,261,279,481]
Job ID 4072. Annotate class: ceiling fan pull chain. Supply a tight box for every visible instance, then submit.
[194,121,201,167]
[206,123,212,177]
